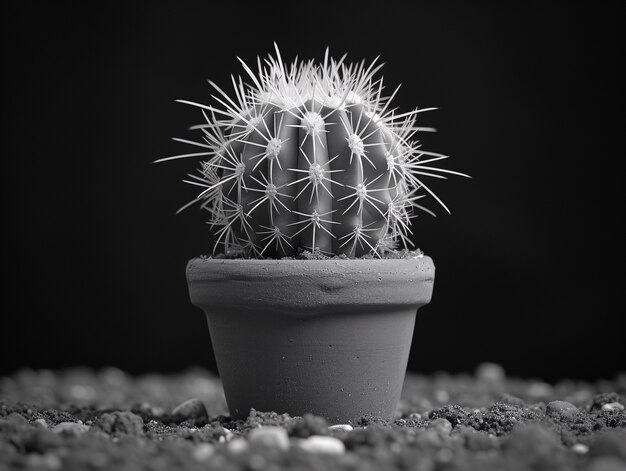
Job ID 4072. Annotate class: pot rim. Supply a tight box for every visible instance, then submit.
[186,256,435,315]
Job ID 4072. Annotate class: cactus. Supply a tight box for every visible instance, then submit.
[157,44,468,258]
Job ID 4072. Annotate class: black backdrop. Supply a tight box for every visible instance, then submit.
[1,1,623,381]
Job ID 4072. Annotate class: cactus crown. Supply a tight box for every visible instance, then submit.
[158,44,467,258]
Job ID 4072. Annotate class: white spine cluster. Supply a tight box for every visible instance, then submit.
[157,44,468,258]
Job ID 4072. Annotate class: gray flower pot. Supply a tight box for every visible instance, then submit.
[186,257,435,423]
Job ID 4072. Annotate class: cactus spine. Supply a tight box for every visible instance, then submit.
[158,44,467,258]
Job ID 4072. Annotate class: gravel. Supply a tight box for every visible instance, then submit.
[1,364,624,470]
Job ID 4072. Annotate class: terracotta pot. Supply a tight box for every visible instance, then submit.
[186,256,435,423]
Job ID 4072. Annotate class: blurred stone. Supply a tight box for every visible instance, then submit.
[434,390,450,403]
[527,382,553,399]
[428,418,453,435]
[435,448,453,463]
[51,422,90,436]
[476,362,506,383]
[590,431,626,460]
[475,363,506,384]
[415,430,443,448]
[22,428,63,453]
[24,453,61,470]
[589,457,626,471]
[68,384,96,401]
[226,437,249,454]
[503,424,564,468]
[456,426,498,451]
[192,443,215,461]
[297,435,345,454]
[248,454,267,469]
[99,367,128,387]
[221,427,234,441]
[248,426,290,451]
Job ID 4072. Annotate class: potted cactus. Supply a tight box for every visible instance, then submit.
[157,45,467,423]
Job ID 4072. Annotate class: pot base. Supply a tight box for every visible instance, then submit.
[206,307,417,423]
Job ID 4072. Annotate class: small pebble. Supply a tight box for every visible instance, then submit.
[192,443,215,461]
[34,418,48,428]
[546,401,579,420]
[52,422,90,435]
[297,435,345,454]
[227,437,249,454]
[328,424,353,432]
[428,418,453,435]
[248,426,290,451]
[573,443,590,454]
[171,398,209,422]
[601,402,624,412]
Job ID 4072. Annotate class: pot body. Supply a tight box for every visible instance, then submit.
[186,257,434,423]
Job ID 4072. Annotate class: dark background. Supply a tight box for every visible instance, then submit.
[1,1,623,382]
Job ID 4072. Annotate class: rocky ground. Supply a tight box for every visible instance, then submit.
[1,363,625,471]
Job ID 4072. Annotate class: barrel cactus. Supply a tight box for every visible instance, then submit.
[158,45,467,258]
